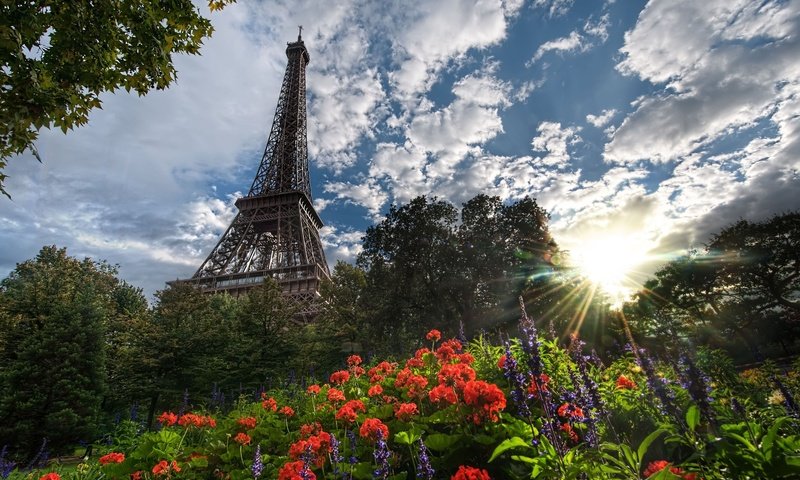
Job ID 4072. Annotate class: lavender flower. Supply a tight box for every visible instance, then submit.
[179,388,189,415]
[416,439,434,479]
[458,320,467,344]
[252,444,263,478]
[730,397,746,418]
[637,348,678,420]
[347,429,359,465]
[679,354,716,425]
[24,438,48,470]
[129,402,138,421]
[330,433,343,475]
[372,430,391,479]
[0,446,16,479]
[501,341,531,417]
[771,373,799,417]
[301,444,314,480]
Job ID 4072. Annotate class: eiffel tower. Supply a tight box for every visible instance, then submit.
[175,29,330,317]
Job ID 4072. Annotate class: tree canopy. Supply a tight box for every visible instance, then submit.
[0,0,235,197]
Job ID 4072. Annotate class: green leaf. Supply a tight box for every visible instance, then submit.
[637,429,667,463]
[685,405,700,431]
[425,433,462,452]
[489,437,532,462]
[763,416,789,461]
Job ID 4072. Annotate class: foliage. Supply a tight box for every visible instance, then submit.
[624,212,800,360]
[0,246,122,457]
[0,0,235,197]
[354,194,578,356]
[5,314,800,479]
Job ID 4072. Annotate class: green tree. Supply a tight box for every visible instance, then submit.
[0,0,235,197]
[625,212,800,360]
[0,246,118,456]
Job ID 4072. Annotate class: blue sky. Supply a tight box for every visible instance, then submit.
[2,0,799,300]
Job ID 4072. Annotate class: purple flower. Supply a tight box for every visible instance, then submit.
[679,354,716,425]
[252,444,263,478]
[772,373,799,417]
[372,430,391,479]
[416,439,434,479]
[301,444,314,480]
[501,341,531,417]
[330,433,343,475]
[347,429,359,465]
[637,348,678,420]
[0,445,16,479]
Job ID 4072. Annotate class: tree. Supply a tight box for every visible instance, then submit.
[0,0,235,197]
[355,194,564,354]
[625,212,800,360]
[0,246,119,457]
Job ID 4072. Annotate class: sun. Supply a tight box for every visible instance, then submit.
[567,233,651,303]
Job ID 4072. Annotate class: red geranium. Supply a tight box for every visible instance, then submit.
[616,375,637,390]
[394,402,419,421]
[359,418,389,442]
[39,474,61,480]
[426,329,442,342]
[451,465,490,480]
[560,422,579,443]
[368,384,384,397]
[527,373,550,395]
[438,363,477,391]
[278,460,316,480]
[463,380,506,424]
[237,416,257,430]
[330,370,351,385]
[152,460,180,476]
[335,400,366,424]
[99,452,125,465]
[347,354,362,366]
[643,460,696,480]
[234,432,252,445]
[289,431,331,466]
[307,384,321,395]
[497,354,507,369]
[130,471,143,480]
[429,384,459,406]
[157,411,177,426]
[557,403,584,420]
[262,397,278,411]
[327,387,346,403]
[280,406,295,417]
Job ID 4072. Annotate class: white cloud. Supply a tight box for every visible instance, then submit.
[319,225,364,265]
[528,31,586,65]
[586,109,617,128]
[323,179,389,218]
[531,122,580,167]
[532,0,575,18]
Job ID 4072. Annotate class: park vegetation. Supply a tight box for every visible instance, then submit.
[0,196,798,479]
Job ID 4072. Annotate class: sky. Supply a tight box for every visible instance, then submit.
[1,0,799,301]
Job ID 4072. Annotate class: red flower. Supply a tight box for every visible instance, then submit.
[429,384,458,406]
[643,460,696,479]
[458,353,475,364]
[438,363,477,391]
[152,460,180,476]
[450,465,490,480]
[39,474,61,480]
[234,432,252,445]
[176,412,215,428]
[307,384,321,395]
[158,411,177,426]
[352,365,366,377]
[289,432,331,467]
[335,400,366,424]
[426,329,442,342]
[557,403,584,420]
[359,418,389,442]
[527,373,550,395]
[278,460,316,480]
[463,380,506,424]
[368,384,384,397]
[299,422,322,438]
[99,452,125,465]
[406,348,432,368]
[394,402,419,421]
[395,368,429,397]
[237,416,257,430]
[330,370,351,385]
[327,387,346,403]
[616,375,637,390]
[497,355,507,369]
[280,406,295,417]
[262,397,278,411]
[560,422,579,443]
[130,471,143,480]
[347,354,362,367]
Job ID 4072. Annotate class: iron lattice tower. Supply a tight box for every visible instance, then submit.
[175,31,329,317]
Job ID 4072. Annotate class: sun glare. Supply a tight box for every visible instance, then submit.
[568,234,650,304]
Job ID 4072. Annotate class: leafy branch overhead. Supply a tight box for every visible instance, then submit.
[0,0,236,198]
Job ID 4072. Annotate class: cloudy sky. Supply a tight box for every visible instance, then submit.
[2,0,799,301]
